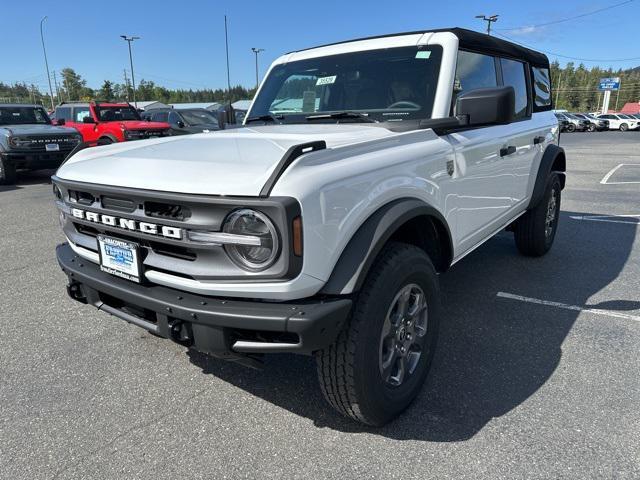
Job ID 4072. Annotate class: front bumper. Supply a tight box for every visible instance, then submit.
[57,243,352,358]
[2,149,73,169]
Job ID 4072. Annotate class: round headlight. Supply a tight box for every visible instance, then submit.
[222,209,279,271]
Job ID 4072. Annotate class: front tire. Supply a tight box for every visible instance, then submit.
[588,124,596,132]
[620,123,628,132]
[0,155,17,185]
[566,124,576,132]
[316,242,440,426]
[514,173,561,256]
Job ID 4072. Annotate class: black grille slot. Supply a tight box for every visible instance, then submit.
[145,201,190,221]
[68,190,95,206]
[149,241,196,261]
[73,222,100,237]
[102,195,136,213]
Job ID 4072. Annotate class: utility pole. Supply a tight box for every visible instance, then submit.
[123,69,130,101]
[120,35,140,108]
[555,70,562,108]
[475,14,499,35]
[40,16,56,110]
[615,81,621,111]
[224,16,232,106]
[53,70,60,105]
[251,47,265,91]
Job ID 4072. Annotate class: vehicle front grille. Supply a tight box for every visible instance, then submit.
[145,201,190,221]
[19,136,78,151]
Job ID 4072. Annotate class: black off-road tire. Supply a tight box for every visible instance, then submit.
[0,155,17,185]
[315,242,440,426]
[514,173,561,257]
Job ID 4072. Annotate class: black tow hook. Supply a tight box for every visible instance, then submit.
[169,320,192,344]
[66,282,87,304]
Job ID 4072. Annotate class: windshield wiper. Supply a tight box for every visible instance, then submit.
[305,111,377,123]
[245,114,284,124]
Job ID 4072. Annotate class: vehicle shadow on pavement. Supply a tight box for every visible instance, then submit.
[0,169,54,193]
[187,210,637,440]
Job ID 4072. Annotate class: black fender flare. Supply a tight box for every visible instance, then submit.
[320,199,453,296]
[528,144,566,210]
[98,134,118,144]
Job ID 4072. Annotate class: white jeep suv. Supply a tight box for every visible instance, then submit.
[53,28,565,425]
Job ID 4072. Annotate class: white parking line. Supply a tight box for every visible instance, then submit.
[497,292,640,323]
[600,163,640,185]
[570,214,640,225]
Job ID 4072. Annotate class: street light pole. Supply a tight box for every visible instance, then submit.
[40,16,55,110]
[120,35,140,108]
[251,48,265,91]
[475,14,499,35]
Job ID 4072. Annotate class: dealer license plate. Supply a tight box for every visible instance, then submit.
[97,235,141,283]
[45,143,60,151]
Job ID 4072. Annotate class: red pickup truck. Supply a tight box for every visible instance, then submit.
[52,102,171,144]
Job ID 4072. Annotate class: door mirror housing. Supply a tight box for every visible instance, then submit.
[82,116,96,124]
[455,86,515,127]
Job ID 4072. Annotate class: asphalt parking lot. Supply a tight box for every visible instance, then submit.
[1,131,639,479]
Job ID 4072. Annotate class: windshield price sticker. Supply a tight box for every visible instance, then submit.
[316,75,337,86]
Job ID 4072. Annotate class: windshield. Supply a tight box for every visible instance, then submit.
[95,105,141,121]
[180,109,218,126]
[249,46,443,124]
[0,106,51,125]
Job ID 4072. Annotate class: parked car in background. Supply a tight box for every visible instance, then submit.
[142,108,219,135]
[554,113,571,132]
[52,102,171,144]
[0,104,82,184]
[554,112,589,132]
[617,114,640,130]
[572,113,608,131]
[596,113,639,131]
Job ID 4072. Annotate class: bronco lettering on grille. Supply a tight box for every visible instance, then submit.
[71,208,182,239]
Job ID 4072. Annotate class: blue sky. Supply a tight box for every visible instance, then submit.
[4,0,639,91]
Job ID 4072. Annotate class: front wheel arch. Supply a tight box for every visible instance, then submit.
[320,199,453,296]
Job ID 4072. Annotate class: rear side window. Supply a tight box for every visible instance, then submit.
[73,107,91,122]
[532,67,552,110]
[453,50,498,105]
[500,58,529,120]
[152,112,169,122]
[55,107,72,121]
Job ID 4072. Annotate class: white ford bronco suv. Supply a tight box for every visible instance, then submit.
[53,28,565,425]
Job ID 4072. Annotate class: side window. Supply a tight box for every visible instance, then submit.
[532,67,551,109]
[152,112,169,122]
[73,107,91,122]
[168,111,182,125]
[55,107,72,121]
[500,58,529,120]
[453,50,498,105]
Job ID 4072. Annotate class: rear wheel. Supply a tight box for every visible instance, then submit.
[0,155,17,185]
[316,242,440,426]
[98,137,114,145]
[514,173,561,257]
[620,123,628,132]
[566,124,576,132]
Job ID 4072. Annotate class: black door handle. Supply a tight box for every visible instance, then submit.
[500,145,516,157]
[533,136,545,145]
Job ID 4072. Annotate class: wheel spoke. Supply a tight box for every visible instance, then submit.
[395,355,408,385]
[381,346,399,383]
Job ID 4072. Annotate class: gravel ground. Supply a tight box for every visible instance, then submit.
[0,131,638,479]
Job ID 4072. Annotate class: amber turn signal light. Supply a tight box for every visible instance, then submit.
[292,216,303,257]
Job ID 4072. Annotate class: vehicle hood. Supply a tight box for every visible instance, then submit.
[56,124,397,195]
[0,124,79,136]
[115,120,169,130]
